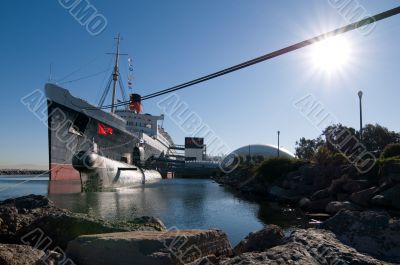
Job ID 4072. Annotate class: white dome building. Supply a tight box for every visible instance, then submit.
[230,144,295,160]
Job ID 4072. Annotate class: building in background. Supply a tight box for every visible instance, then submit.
[230,144,295,164]
[184,137,206,161]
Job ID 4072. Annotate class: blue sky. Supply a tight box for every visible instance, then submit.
[0,0,399,168]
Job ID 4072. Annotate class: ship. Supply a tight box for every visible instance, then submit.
[45,35,175,191]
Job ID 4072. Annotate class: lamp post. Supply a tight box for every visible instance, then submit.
[358,91,363,140]
[277,131,280,157]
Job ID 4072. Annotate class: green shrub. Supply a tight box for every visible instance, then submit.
[256,157,306,183]
[380,143,400,159]
[378,156,400,177]
[312,145,334,165]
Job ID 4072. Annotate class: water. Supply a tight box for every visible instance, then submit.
[0,175,308,245]
[0,175,49,201]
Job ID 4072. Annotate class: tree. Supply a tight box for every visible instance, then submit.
[295,136,324,160]
[322,124,358,153]
[381,143,400,159]
[361,124,400,154]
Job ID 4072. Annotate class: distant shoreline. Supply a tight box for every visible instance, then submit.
[0,169,47,175]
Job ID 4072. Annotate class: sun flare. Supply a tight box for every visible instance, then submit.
[311,35,351,72]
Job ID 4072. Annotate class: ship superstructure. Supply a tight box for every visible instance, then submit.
[45,35,174,189]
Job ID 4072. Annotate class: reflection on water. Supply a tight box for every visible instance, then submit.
[0,176,308,245]
[48,179,267,244]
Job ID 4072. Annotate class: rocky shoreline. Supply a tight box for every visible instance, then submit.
[212,157,400,218]
[0,194,399,264]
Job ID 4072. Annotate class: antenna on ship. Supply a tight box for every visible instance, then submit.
[98,34,128,112]
[48,63,53,82]
[111,33,121,113]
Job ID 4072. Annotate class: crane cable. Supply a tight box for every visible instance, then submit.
[85,6,400,110]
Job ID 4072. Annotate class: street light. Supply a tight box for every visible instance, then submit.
[358,91,363,140]
[277,131,280,157]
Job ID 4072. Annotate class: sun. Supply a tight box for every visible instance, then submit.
[311,35,351,73]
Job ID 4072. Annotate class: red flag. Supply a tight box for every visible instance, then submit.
[98,123,113,135]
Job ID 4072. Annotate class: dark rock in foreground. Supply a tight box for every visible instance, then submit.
[233,224,284,255]
[66,229,232,265]
[0,194,166,250]
[0,195,63,243]
[321,210,400,263]
[221,229,391,265]
[0,243,45,265]
[325,200,358,214]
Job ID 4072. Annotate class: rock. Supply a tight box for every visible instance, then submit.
[294,184,316,196]
[305,213,331,221]
[298,165,316,185]
[380,184,400,210]
[371,195,390,207]
[0,195,166,250]
[0,243,45,265]
[298,197,310,209]
[221,243,317,264]
[221,229,389,265]
[18,213,166,250]
[343,179,371,193]
[268,186,301,203]
[186,255,219,265]
[0,195,54,210]
[312,170,337,191]
[350,186,377,207]
[0,195,64,243]
[66,229,232,265]
[325,201,358,214]
[327,176,347,194]
[337,192,350,201]
[380,160,400,182]
[310,188,330,201]
[233,224,284,255]
[305,197,333,213]
[321,210,400,263]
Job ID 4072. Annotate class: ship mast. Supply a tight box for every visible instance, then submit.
[111,34,121,113]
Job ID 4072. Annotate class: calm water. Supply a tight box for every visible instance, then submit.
[0,175,308,245]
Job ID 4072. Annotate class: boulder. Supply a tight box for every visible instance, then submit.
[294,184,316,196]
[342,179,370,193]
[305,197,333,213]
[18,213,166,250]
[221,229,389,265]
[66,229,232,265]
[221,243,317,264]
[312,168,341,190]
[233,224,284,255]
[0,195,166,250]
[336,193,350,201]
[321,210,400,263]
[0,195,64,243]
[325,201,358,214]
[298,197,310,209]
[327,176,347,194]
[380,160,400,182]
[380,184,400,210]
[186,255,219,265]
[0,243,45,265]
[310,188,330,201]
[350,186,377,207]
[371,195,390,207]
[268,186,301,203]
